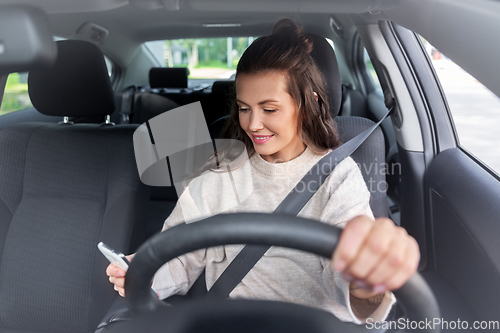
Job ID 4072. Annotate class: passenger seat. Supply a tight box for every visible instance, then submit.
[0,40,149,333]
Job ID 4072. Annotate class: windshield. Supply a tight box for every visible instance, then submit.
[145,37,257,80]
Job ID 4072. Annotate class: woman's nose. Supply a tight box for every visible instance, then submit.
[249,112,264,131]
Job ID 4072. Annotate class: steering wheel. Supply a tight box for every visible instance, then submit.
[115,213,440,333]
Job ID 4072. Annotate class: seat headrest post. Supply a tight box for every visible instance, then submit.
[58,116,74,125]
[101,115,115,126]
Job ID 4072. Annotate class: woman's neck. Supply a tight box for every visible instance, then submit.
[259,141,306,163]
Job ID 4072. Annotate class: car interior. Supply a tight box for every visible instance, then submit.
[0,0,499,332]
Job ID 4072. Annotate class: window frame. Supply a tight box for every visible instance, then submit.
[418,36,500,179]
[353,34,378,96]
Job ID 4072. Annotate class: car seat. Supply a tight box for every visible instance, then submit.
[0,40,149,333]
[205,80,235,127]
[309,33,389,217]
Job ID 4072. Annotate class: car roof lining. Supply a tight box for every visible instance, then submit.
[0,0,128,14]
[1,0,400,14]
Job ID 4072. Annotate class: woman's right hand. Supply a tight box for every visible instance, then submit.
[106,253,135,297]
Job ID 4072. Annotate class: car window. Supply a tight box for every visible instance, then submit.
[421,38,500,175]
[146,37,336,81]
[145,37,257,79]
[363,48,383,95]
[104,56,114,78]
[0,72,32,115]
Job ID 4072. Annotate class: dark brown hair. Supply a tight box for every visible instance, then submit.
[222,18,340,156]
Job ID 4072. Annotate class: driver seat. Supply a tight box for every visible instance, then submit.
[308,32,388,217]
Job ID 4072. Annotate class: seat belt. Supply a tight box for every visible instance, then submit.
[118,85,137,124]
[206,106,393,299]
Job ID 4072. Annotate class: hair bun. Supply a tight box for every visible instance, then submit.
[271,18,300,35]
[271,18,313,54]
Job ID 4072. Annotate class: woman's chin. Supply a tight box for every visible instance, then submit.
[254,146,278,160]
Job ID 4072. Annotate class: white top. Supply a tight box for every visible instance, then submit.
[152,147,396,323]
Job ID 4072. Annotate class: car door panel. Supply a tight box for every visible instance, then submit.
[426,148,500,322]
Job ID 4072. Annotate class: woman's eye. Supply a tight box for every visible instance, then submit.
[238,107,250,113]
[264,109,277,113]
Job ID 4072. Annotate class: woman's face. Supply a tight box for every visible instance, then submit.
[236,71,306,163]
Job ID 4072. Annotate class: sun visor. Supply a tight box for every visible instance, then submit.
[0,5,56,74]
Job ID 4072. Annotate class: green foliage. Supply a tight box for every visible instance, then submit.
[1,73,33,115]
[163,37,255,75]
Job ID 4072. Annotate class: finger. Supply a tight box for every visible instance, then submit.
[362,226,409,287]
[106,263,116,277]
[112,277,125,289]
[114,268,125,278]
[108,275,125,288]
[384,236,420,290]
[114,285,125,297]
[332,216,374,272]
[126,253,135,261]
[106,263,126,278]
[346,218,395,280]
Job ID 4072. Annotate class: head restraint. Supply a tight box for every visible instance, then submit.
[28,40,115,117]
[149,67,189,89]
[307,33,342,118]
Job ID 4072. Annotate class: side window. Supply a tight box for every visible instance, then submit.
[363,48,383,95]
[422,38,500,175]
[104,56,114,78]
[1,72,33,115]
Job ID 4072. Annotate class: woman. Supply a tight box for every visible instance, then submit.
[107,18,419,323]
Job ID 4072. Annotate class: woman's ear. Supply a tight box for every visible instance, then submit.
[313,92,318,101]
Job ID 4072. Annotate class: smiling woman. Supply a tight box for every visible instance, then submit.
[225,19,340,161]
[236,71,306,163]
[106,18,420,325]
[3,0,500,332]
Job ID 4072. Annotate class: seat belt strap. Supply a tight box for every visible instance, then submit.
[206,107,393,299]
[119,85,137,124]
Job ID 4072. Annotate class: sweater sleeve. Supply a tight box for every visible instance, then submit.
[150,187,208,299]
[318,157,396,324]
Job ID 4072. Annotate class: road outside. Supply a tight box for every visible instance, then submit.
[189,67,235,79]
[431,57,500,175]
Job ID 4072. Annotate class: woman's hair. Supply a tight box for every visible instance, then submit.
[222,18,341,155]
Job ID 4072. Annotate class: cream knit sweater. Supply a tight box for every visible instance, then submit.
[151,147,396,323]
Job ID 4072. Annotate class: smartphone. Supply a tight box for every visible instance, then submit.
[98,242,130,272]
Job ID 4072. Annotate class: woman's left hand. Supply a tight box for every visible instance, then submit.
[332,215,420,298]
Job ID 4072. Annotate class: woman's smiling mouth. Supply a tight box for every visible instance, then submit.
[252,134,274,144]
